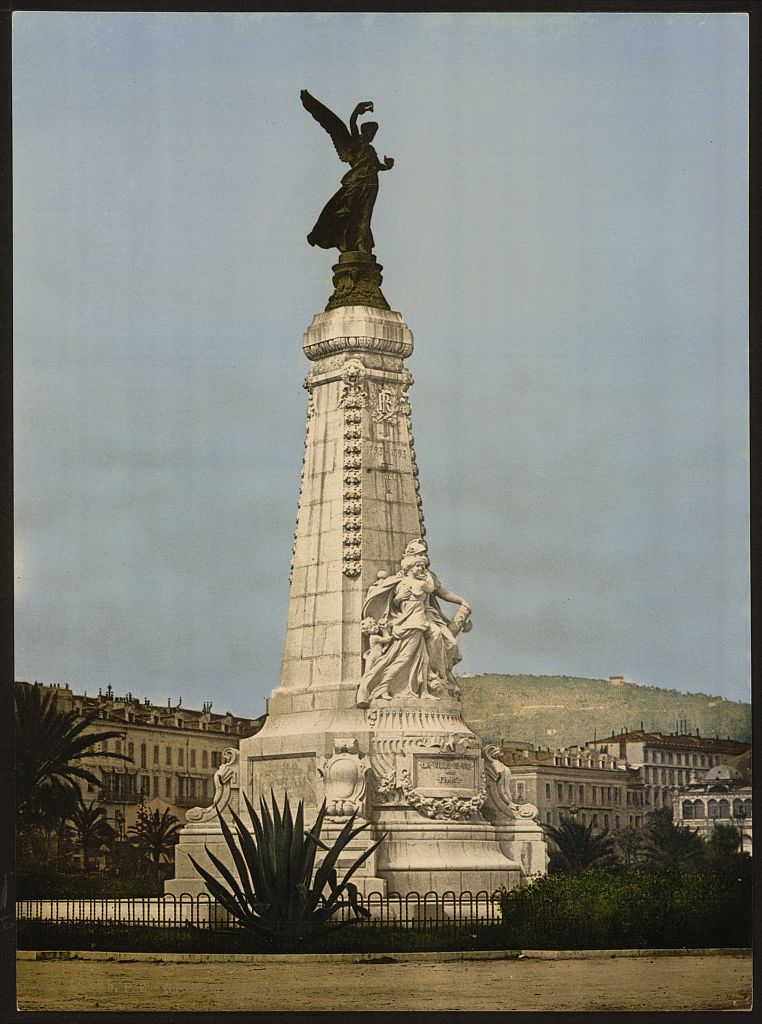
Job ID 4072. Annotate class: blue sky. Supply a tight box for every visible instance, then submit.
[13,12,749,716]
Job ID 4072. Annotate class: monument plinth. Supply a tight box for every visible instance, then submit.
[166,92,547,899]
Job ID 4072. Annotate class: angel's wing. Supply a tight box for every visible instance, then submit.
[300,89,354,163]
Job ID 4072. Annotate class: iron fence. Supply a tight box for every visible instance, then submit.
[17,890,504,932]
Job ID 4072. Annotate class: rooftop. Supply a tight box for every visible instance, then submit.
[588,730,749,754]
[17,680,266,737]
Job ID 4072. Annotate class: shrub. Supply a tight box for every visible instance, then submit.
[498,868,752,949]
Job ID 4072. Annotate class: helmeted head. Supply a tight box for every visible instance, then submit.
[360,121,379,141]
[404,539,429,563]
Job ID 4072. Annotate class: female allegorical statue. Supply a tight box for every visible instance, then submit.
[356,540,472,708]
[300,89,394,254]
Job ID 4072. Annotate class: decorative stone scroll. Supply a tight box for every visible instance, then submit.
[482,745,539,822]
[340,359,367,576]
[317,737,369,821]
[186,748,240,823]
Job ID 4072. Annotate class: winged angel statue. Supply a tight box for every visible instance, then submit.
[300,90,394,255]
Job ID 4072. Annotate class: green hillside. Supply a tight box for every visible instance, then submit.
[459,674,751,750]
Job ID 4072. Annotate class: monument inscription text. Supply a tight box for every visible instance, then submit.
[412,754,477,793]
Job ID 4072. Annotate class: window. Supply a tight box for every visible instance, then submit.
[603,814,609,827]
[178,747,185,767]
[744,799,752,819]
[165,746,172,766]
[202,750,208,770]
[546,812,552,824]
[708,799,719,818]
[556,783,563,800]
[140,743,147,769]
[578,785,584,802]
[152,776,159,797]
[592,786,597,803]
[153,745,159,765]
[668,770,675,784]
[692,754,697,766]
[140,774,150,795]
[545,783,551,800]
[592,814,598,828]
[615,815,621,829]
[211,751,222,769]
[660,769,666,784]
[567,783,573,800]
[128,742,134,760]
[682,801,694,819]
[190,749,196,769]
[700,756,706,767]
[718,799,730,819]
[165,777,172,799]
[635,815,641,827]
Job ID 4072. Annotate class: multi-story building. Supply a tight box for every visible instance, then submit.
[22,681,265,833]
[672,754,752,854]
[584,729,751,814]
[498,744,645,832]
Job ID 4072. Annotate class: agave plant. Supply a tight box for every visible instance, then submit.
[189,791,385,946]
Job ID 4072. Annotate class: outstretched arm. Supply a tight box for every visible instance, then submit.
[350,100,374,137]
[379,155,395,171]
[435,583,470,610]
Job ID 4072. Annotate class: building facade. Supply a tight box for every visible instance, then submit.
[584,729,750,814]
[24,681,265,833]
[672,760,752,854]
[498,744,645,832]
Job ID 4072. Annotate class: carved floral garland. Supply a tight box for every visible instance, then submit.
[340,359,367,576]
[400,370,426,541]
[290,374,316,583]
[374,769,486,822]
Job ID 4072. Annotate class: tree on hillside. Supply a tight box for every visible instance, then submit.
[68,798,118,871]
[543,819,618,875]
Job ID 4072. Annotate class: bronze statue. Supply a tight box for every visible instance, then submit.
[300,90,394,255]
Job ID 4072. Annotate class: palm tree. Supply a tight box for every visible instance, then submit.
[15,682,131,825]
[543,818,618,875]
[614,826,645,869]
[68,799,118,871]
[128,802,182,885]
[641,808,705,871]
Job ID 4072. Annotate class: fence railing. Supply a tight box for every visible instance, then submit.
[17,890,504,931]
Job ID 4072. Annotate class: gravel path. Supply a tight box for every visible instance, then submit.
[16,954,752,1012]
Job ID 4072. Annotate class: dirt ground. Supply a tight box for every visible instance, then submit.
[16,954,752,1012]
